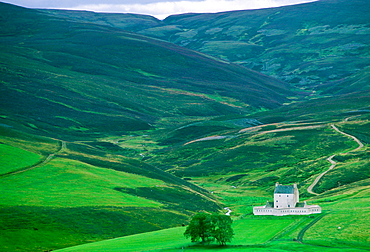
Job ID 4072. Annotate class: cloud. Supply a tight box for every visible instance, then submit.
[70,0,317,19]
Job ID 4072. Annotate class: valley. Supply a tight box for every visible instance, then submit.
[0,0,369,251]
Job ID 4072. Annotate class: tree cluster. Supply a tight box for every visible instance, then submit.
[184,212,234,246]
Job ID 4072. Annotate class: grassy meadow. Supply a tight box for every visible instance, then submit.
[0,128,219,251]
[0,144,41,174]
[54,178,370,252]
[0,157,164,207]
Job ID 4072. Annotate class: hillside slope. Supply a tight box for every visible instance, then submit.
[41,9,162,32]
[0,2,296,140]
[160,0,370,90]
[0,125,221,251]
[46,0,370,92]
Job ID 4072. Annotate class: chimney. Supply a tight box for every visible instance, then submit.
[275,182,279,187]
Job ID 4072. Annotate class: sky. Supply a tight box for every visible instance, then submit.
[2,0,317,19]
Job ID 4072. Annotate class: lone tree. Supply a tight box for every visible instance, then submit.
[184,212,213,244]
[211,214,234,245]
[184,212,234,246]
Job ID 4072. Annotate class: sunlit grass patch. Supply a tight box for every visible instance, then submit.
[0,144,41,174]
[232,216,300,245]
[0,157,164,208]
[304,210,370,248]
[56,227,190,252]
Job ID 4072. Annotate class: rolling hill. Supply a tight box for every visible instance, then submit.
[155,0,370,91]
[0,2,296,140]
[0,123,222,251]
[45,0,370,93]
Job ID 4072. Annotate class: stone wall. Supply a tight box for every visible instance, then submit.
[253,205,321,216]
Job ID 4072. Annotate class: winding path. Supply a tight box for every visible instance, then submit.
[331,125,364,152]
[0,140,66,177]
[307,125,364,195]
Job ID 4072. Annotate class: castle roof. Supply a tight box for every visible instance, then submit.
[274,185,294,194]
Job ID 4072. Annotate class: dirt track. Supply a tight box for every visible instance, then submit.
[307,125,364,195]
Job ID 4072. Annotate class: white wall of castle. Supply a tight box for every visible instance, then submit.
[274,193,297,209]
[253,205,321,216]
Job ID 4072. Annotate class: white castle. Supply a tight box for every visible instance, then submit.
[253,183,321,216]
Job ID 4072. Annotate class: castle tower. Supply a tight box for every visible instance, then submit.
[273,182,297,209]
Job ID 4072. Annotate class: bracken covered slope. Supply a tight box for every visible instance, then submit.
[47,0,370,92]
[0,2,296,140]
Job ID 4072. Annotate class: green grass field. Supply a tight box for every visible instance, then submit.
[0,157,164,207]
[54,217,302,252]
[304,185,370,248]
[0,144,41,174]
[56,227,190,252]
[0,128,219,251]
[54,182,370,252]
